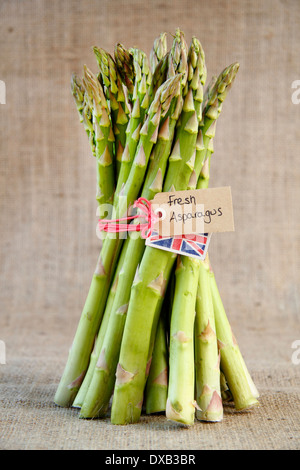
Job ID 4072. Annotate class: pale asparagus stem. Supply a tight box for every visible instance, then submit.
[194,258,223,422]
[72,237,130,408]
[79,64,185,419]
[209,260,259,410]
[54,75,181,408]
[93,47,130,176]
[144,315,168,414]
[150,32,168,75]
[220,371,233,402]
[166,256,200,426]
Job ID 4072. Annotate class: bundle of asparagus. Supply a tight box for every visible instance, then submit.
[55,29,259,426]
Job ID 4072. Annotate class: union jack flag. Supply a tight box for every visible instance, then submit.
[145,231,212,260]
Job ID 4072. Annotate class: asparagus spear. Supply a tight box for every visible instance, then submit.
[209,261,259,410]
[197,62,239,190]
[114,43,135,100]
[162,37,205,193]
[166,256,200,425]
[93,47,130,176]
[82,66,115,206]
[148,28,187,105]
[114,47,152,198]
[194,257,223,422]
[149,32,168,75]
[79,34,187,419]
[187,75,217,190]
[71,74,96,156]
[54,74,181,408]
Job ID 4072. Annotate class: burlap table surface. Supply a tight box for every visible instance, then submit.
[0,0,299,450]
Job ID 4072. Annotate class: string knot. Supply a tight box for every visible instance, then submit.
[98,197,158,239]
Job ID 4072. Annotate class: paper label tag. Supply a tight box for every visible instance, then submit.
[150,186,235,237]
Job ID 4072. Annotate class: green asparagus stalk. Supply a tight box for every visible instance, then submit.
[79,36,187,418]
[54,74,181,408]
[194,257,223,422]
[82,66,115,206]
[209,261,259,410]
[166,256,200,426]
[93,47,130,176]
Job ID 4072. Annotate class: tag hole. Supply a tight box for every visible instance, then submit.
[155,207,166,220]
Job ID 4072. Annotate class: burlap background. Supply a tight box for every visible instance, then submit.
[0,0,299,450]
